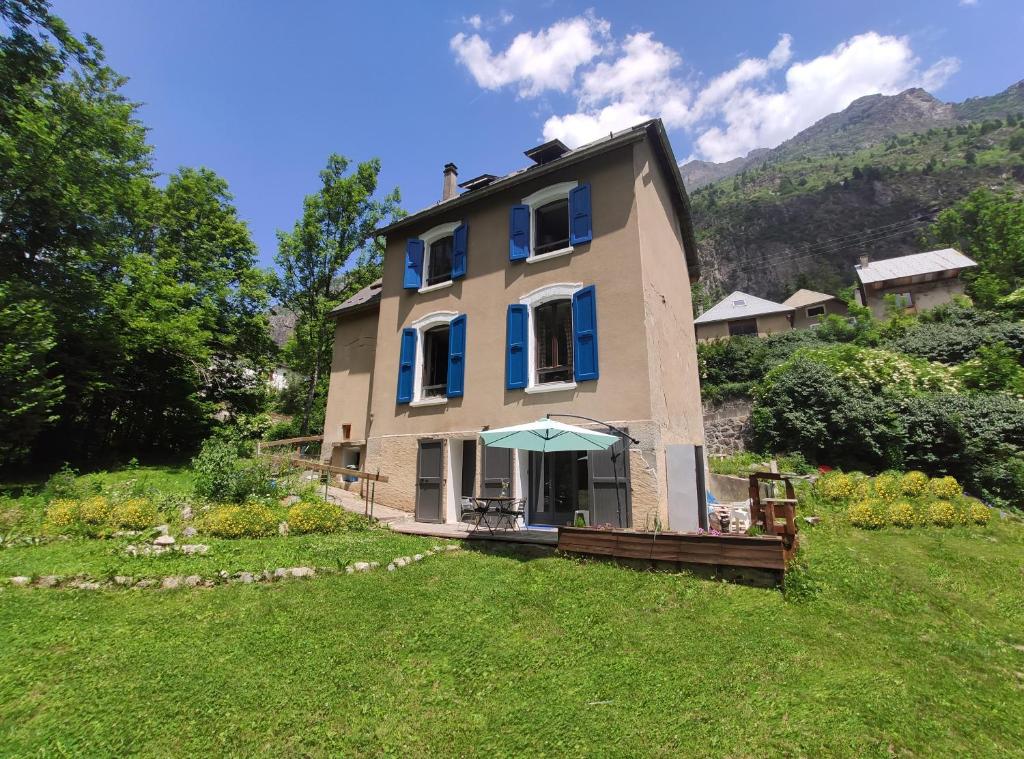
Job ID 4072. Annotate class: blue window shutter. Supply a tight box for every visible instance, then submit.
[572,285,599,381]
[396,328,417,403]
[403,239,423,289]
[509,205,529,261]
[452,223,468,279]
[506,304,528,389]
[447,314,467,397]
[569,183,593,245]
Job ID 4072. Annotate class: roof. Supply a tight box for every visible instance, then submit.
[329,278,382,318]
[783,289,840,309]
[377,119,701,278]
[855,248,977,285]
[694,291,794,325]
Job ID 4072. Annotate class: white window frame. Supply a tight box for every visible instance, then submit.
[519,282,582,394]
[418,222,461,294]
[521,181,578,263]
[409,310,458,406]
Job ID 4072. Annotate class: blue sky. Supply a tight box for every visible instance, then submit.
[53,1,1023,269]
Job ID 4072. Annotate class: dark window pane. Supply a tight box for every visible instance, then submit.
[728,318,758,337]
[534,299,573,383]
[422,325,449,397]
[426,236,453,286]
[534,199,570,255]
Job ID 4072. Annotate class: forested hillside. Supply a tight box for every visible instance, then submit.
[684,82,1024,301]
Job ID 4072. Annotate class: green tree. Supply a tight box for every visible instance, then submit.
[275,155,401,434]
[924,189,1024,308]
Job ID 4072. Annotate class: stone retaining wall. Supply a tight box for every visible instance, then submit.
[702,398,752,455]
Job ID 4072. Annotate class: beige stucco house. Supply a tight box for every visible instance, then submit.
[783,289,849,329]
[322,120,707,531]
[854,248,977,318]
[693,291,793,342]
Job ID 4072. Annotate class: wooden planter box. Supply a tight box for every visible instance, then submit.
[557,526,796,575]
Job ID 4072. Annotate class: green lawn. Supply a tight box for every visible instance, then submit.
[2,500,1024,757]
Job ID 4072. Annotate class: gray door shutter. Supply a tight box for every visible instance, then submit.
[481,445,512,497]
[588,432,630,528]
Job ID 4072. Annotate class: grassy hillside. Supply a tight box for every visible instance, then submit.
[2,466,1024,756]
[690,118,1024,300]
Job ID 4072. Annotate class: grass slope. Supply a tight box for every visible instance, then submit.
[2,510,1023,756]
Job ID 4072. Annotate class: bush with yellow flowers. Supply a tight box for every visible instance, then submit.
[899,471,929,497]
[44,499,80,530]
[928,476,962,500]
[111,498,159,530]
[888,501,918,528]
[873,472,903,502]
[968,502,991,525]
[287,499,345,534]
[928,500,958,527]
[204,503,277,539]
[816,472,855,502]
[848,500,888,529]
[78,495,111,525]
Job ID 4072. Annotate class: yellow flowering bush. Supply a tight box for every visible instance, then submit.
[873,472,903,502]
[888,501,918,528]
[111,498,158,529]
[900,471,929,497]
[287,500,345,534]
[928,500,958,527]
[815,472,855,502]
[928,476,962,499]
[969,502,991,525]
[78,495,111,525]
[205,504,277,539]
[44,499,80,529]
[848,500,887,529]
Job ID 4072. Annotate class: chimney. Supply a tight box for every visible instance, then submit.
[442,163,458,202]
[858,254,870,268]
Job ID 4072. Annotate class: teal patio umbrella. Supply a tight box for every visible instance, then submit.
[480,417,618,452]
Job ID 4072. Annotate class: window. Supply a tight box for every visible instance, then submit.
[421,325,450,398]
[534,199,570,256]
[534,299,573,383]
[728,318,758,337]
[806,305,826,318]
[893,292,914,309]
[425,236,453,287]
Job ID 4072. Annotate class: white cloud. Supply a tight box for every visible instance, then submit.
[499,11,514,25]
[450,15,609,98]
[463,14,482,30]
[959,0,978,6]
[451,19,959,161]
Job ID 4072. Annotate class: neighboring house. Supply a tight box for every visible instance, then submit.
[322,119,707,531]
[854,248,977,318]
[783,289,849,329]
[693,291,793,342]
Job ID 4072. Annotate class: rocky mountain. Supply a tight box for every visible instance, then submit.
[684,80,1024,301]
[682,80,1024,189]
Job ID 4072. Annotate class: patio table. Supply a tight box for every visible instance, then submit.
[470,496,517,534]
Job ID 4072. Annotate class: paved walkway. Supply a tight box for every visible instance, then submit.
[323,484,413,524]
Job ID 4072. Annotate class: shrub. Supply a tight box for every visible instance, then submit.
[900,471,929,497]
[78,495,111,525]
[969,502,992,525]
[192,439,272,503]
[204,503,278,539]
[873,472,903,502]
[928,500,958,527]
[815,472,855,502]
[44,499,79,529]
[287,500,345,534]
[848,500,887,529]
[111,498,158,530]
[929,476,962,499]
[42,464,80,500]
[889,501,918,528]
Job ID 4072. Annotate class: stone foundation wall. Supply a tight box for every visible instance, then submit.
[702,398,752,455]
